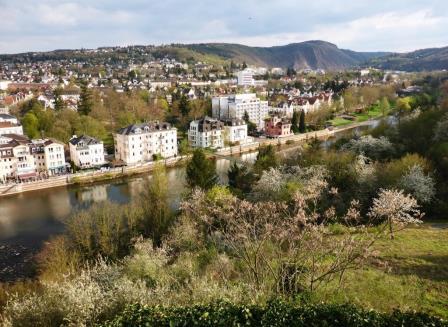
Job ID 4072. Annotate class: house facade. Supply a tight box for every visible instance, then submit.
[188,117,224,149]
[114,122,178,165]
[212,93,269,130]
[0,134,67,183]
[265,116,293,138]
[222,118,251,145]
[69,135,105,169]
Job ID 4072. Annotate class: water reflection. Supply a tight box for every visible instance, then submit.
[0,120,384,249]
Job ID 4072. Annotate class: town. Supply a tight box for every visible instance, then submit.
[1,1,448,324]
[0,51,407,187]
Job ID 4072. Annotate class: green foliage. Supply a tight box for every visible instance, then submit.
[253,145,278,175]
[22,112,40,138]
[78,82,94,115]
[291,111,299,134]
[139,163,174,245]
[186,149,218,190]
[227,162,255,194]
[65,202,143,260]
[179,95,190,117]
[299,110,306,133]
[103,301,447,327]
[53,87,65,111]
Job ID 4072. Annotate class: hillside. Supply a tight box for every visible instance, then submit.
[368,46,448,71]
[0,41,388,71]
[184,41,388,70]
[2,41,448,71]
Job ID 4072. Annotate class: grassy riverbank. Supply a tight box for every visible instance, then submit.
[314,225,448,318]
[329,104,390,127]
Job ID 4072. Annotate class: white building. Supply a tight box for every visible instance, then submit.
[0,118,23,136]
[0,134,66,183]
[188,117,224,149]
[33,139,67,176]
[0,114,19,125]
[212,93,269,130]
[236,69,255,86]
[114,122,178,165]
[69,135,105,169]
[223,119,252,145]
[0,80,11,91]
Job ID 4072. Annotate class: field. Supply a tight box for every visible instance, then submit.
[315,224,448,318]
[329,104,390,127]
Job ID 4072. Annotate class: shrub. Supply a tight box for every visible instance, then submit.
[102,301,447,327]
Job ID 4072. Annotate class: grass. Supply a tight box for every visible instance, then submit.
[315,224,448,318]
[330,117,353,127]
[329,104,391,127]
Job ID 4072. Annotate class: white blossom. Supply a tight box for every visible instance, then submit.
[399,165,435,203]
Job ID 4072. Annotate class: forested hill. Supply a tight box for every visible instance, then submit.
[2,41,448,71]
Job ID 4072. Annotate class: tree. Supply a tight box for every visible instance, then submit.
[186,149,218,190]
[243,110,250,123]
[22,112,40,138]
[78,82,94,115]
[253,145,278,175]
[227,162,255,194]
[179,95,190,117]
[242,61,247,69]
[396,98,412,122]
[399,165,435,204]
[369,189,422,239]
[139,163,174,245]
[299,110,306,133]
[379,97,390,116]
[53,87,65,111]
[291,111,300,134]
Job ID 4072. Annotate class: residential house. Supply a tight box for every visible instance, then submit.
[69,135,105,169]
[188,117,224,149]
[265,116,293,138]
[114,122,178,165]
[222,118,252,145]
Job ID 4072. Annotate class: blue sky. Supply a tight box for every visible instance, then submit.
[0,0,447,54]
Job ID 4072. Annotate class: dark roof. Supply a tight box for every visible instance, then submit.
[69,135,101,146]
[221,118,246,127]
[117,122,174,135]
[0,114,16,120]
[194,116,224,132]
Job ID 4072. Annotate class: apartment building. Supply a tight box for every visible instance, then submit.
[188,117,224,149]
[222,118,252,145]
[69,135,105,169]
[0,134,66,183]
[212,93,269,130]
[114,122,178,165]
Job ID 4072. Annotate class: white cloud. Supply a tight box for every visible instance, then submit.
[0,1,446,53]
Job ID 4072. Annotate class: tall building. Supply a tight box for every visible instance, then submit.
[236,69,255,86]
[69,135,105,169]
[114,122,178,165]
[212,93,269,130]
[188,117,224,149]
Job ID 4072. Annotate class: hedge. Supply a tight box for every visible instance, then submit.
[102,300,447,327]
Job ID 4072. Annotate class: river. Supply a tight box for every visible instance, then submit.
[0,120,380,281]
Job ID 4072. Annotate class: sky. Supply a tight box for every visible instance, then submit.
[0,0,447,54]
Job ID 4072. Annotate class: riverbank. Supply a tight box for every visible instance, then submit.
[0,118,376,198]
[0,156,190,198]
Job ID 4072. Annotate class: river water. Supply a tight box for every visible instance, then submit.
[0,121,378,281]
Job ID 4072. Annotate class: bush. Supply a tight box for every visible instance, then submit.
[102,301,447,327]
